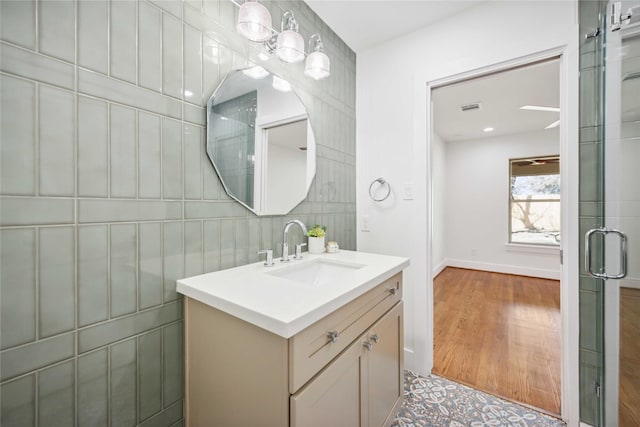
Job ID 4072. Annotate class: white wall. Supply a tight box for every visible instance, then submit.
[445,129,561,279]
[356,1,579,423]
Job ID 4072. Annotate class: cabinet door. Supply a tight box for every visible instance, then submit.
[366,303,404,427]
[291,337,366,427]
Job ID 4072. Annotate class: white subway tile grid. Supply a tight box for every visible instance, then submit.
[0,197,75,226]
[38,360,75,426]
[39,226,75,338]
[162,222,184,303]
[183,124,203,199]
[109,104,137,198]
[161,117,184,199]
[0,375,35,427]
[78,96,109,197]
[110,0,138,84]
[0,74,36,195]
[77,348,108,426]
[138,222,163,310]
[110,223,138,318]
[38,0,75,63]
[183,25,203,105]
[1,42,75,90]
[110,339,137,425]
[162,322,184,406]
[78,68,182,120]
[162,13,183,99]
[138,329,162,421]
[0,1,36,50]
[38,85,75,197]
[138,111,163,198]
[78,0,108,74]
[138,1,162,92]
[77,225,109,327]
[149,0,182,20]
[0,228,37,350]
[203,219,221,273]
[184,220,203,277]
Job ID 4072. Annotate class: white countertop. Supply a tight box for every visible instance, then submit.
[177,250,409,338]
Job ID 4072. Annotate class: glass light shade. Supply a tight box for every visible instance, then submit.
[275,30,305,63]
[236,1,272,42]
[304,51,331,80]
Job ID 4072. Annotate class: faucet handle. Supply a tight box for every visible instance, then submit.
[257,249,274,267]
[294,243,307,260]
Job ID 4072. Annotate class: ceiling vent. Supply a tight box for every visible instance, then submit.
[460,102,481,112]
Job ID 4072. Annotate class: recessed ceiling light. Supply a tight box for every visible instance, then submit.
[545,120,560,129]
[483,127,494,132]
[520,105,561,112]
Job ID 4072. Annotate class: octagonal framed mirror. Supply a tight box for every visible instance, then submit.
[206,66,316,216]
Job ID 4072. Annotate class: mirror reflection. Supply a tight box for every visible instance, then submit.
[206,66,316,216]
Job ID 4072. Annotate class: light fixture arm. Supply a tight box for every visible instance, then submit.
[281,10,299,32]
[308,33,324,52]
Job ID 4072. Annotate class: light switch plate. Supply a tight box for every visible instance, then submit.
[402,182,414,200]
[361,215,370,232]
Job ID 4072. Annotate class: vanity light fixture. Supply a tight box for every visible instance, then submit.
[483,127,494,132]
[275,11,305,63]
[304,34,331,80]
[236,0,273,42]
[234,3,331,80]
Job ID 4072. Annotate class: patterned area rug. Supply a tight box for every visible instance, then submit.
[391,371,565,427]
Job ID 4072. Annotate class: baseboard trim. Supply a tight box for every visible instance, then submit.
[432,260,447,278]
[444,258,561,280]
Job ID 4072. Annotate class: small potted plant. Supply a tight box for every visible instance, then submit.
[307,224,327,254]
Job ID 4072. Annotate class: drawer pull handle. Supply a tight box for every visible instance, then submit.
[388,288,398,295]
[363,341,373,351]
[327,330,339,343]
[370,333,380,343]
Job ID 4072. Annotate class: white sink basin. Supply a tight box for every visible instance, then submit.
[267,258,365,287]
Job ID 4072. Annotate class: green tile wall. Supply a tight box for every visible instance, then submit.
[0,1,356,425]
[578,0,607,425]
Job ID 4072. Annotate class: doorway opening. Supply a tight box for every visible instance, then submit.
[429,57,563,415]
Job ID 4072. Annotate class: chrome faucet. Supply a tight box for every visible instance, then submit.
[281,220,308,262]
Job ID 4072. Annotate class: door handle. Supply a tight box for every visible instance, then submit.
[585,227,628,279]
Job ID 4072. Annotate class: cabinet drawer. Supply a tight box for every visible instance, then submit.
[289,272,402,393]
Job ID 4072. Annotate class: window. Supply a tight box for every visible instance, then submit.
[509,156,560,246]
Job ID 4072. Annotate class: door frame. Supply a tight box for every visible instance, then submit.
[423,46,579,424]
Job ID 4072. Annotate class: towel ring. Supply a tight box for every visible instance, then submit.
[369,178,391,202]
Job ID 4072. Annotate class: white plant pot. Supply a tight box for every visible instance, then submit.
[308,236,325,254]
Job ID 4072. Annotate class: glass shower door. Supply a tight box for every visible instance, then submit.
[587,1,640,425]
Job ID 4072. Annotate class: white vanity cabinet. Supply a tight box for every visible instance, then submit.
[290,302,403,427]
[183,272,404,427]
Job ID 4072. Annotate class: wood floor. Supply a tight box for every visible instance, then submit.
[433,267,561,415]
